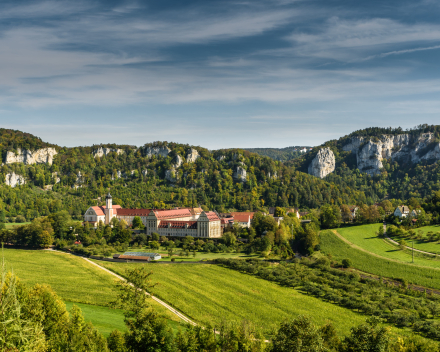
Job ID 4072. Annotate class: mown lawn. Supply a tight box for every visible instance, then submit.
[95,261,396,336]
[388,225,440,254]
[320,229,440,290]
[337,224,440,269]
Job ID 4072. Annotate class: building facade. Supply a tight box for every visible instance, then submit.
[83,194,222,238]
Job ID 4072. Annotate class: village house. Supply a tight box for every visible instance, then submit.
[410,209,422,218]
[394,206,410,218]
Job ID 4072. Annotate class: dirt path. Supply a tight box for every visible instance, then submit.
[384,232,440,257]
[83,258,197,326]
[331,230,440,271]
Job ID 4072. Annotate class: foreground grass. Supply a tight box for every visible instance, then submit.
[64,302,183,337]
[337,224,440,269]
[4,249,117,305]
[2,248,181,326]
[95,261,392,336]
[320,230,440,290]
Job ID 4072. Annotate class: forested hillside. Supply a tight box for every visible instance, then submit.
[1,126,440,221]
[243,146,310,161]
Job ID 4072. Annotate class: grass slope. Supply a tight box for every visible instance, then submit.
[95,262,386,336]
[388,225,440,254]
[337,224,440,268]
[320,229,440,289]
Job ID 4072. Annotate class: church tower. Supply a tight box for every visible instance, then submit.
[105,192,113,225]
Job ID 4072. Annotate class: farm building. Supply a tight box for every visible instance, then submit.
[116,252,162,261]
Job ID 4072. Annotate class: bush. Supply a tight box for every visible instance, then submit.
[342,258,352,268]
[15,215,26,223]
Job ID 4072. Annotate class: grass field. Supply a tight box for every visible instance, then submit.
[2,248,182,335]
[64,301,183,337]
[387,225,440,254]
[337,224,440,269]
[320,229,440,290]
[94,261,413,337]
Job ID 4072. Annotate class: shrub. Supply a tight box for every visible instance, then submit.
[342,258,352,268]
[15,215,26,223]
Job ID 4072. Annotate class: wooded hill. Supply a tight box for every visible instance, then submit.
[243,146,310,161]
[1,126,440,221]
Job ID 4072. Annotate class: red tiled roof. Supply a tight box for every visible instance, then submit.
[230,212,255,219]
[91,205,122,216]
[153,209,192,219]
[158,221,197,229]
[233,214,251,223]
[116,208,151,216]
[205,211,220,221]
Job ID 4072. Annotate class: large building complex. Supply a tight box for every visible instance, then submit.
[83,193,222,238]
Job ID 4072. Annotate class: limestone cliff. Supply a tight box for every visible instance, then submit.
[186,148,199,163]
[5,172,25,187]
[234,166,247,182]
[93,147,123,158]
[5,148,57,165]
[308,148,335,178]
[145,146,171,158]
[342,133,440,175]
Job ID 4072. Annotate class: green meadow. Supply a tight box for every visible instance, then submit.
[320,229,440,289]
[95,261,412,337]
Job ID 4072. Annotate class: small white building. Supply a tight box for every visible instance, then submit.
[394,206,410,218]
[410,209,422,218]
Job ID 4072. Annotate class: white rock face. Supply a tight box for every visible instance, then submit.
[217,155,226,161]
[165,169,176,182]
[174,155,183,168]
[342,133,440,175]
[186,148,200,163]
[75,171,84,184]
[5,172,25,187]
[93,147,123,158]
[234,166,247,182]
[142,169,148,177]
[308,148,335,178]
[145,146,171,158]
[5,148,57,165]
[52,172,60,184]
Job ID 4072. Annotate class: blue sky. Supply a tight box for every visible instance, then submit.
[1,0,440,148]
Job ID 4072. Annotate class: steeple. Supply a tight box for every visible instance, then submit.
[105,192,113,225]
[106,192,112,200]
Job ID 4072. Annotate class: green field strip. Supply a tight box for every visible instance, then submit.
[320,229,440,290]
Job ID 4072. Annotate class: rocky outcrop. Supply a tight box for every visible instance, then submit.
[174,155,183,168]
[342,133,440,175]
[52,172,60,184]
[5,148,57,165]
[308,148,335,178]
[217,155,226,161]
[5,172,25,187]
[165,169,177,183]
[186,148,200,163]
[145,146,171,158]
[142,170,148,177]
[234,166,247,182]
[93,147,123,158]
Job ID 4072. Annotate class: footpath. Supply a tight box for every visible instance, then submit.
[383,224,440,258]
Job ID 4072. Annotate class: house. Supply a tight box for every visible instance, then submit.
[220,217,234,229]
[229,212,255,228]
[410,209,422,218]
[394,206,410,218]
[286,208,300,218]
[299,211,309,218]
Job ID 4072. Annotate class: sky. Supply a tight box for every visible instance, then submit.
[1,0,440,149]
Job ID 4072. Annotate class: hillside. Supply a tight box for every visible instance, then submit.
[1,126,440,221]
[0,132,374,220]
[291,124,440,200]
[243,146,311,161]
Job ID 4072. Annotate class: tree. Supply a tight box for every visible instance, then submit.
[151,233,160,241]
[341,318,390,352]
[107,330,126,352]
[320,205,341,229]
[274,207,286,217]
[132,216,143,229]
[271,315,325,352]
